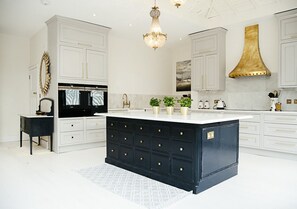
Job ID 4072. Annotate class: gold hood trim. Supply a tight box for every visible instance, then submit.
[229,24,271,78]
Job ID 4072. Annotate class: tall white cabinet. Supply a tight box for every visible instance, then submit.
[276,9,297,88]
[46,16,110,153]
[189,28,227,91]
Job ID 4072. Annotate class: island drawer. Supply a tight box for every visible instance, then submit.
[171,127,195,141]
[151,154,170,175]
[119,146,133,164]
[134,135,150,149]
[107,129,118,142]
[151,125,170,138]
[118,131,133,145]
[118,121,133,131]
[171,141,193,159]
[107,120,117,129]
[135,123,151,135]
[134,149,150,170]
[107,143,119,159]
[151,137,170,153]
[172,158,193,182]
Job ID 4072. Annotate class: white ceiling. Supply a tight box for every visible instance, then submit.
[1,0,297,46]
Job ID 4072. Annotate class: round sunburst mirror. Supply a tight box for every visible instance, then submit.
[39,52,51,96]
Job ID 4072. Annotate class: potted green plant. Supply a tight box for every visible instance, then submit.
[163,96,175,115]
[178,97,193,115]
[150,97,161,114]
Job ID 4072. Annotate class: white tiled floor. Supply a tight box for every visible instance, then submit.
[0,141,297,209]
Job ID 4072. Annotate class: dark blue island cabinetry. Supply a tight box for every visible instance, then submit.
[105,116,239,194]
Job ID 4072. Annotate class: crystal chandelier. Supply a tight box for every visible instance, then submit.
[143,0,167,50]
[171,0,187,8]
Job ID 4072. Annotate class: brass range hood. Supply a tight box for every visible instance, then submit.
[229,24,271,78]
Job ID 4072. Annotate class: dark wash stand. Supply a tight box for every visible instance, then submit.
[20,98,54,155]
[105,116,239,194]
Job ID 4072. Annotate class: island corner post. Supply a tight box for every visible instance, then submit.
[104,115,240,194]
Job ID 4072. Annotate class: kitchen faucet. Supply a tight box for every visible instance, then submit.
[122,93,130,108]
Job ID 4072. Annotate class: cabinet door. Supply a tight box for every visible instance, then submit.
[192,35,217,56]
[280,16,297,41]
[59,46,84,80]
[191,56,204,91]
[86,49,107,83]
[280,42,297,87]
[205,54,218,90]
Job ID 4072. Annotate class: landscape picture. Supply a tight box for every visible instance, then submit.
[176,60,191,91]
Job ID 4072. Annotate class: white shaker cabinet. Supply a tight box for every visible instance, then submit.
[59,46,107,83]
[190,28,226,91]
[276,9,297,88]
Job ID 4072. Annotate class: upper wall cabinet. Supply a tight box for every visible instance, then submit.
[276,9,297,88]
[189,28,227,91]
[46,15,110,85]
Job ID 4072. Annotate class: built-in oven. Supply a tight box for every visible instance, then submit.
[58,83,108,118]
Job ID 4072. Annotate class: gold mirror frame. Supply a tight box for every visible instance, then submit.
[39,52,51,96]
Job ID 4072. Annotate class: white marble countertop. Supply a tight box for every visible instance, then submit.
[95,111,251,124]
[191,109,297,115]
[20,114,54,118]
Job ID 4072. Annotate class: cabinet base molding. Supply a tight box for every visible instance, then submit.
[58,141,105,153]
[240,147,297,161]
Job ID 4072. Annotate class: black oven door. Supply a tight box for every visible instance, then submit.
[58,85,87,118]
[85,86,108,115]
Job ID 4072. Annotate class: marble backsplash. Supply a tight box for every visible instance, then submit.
[108,73,297,111]
[191,73,297,111]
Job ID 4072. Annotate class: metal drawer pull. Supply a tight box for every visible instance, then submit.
[140,157,143,161]
[275,117,296,121]
[111,135,114,138]
[157,162,161,166]
[158,129,161,132]
[179,147,183,151]
[111,123,114,126]
[71,136,74,139]
[140,140,143,144]
[180,131,183,136]
[158,143,162,147]
[140,127,143,130]
[240,126,248,129]
[124,125,127,128]
[275,142,295,147]
[124,137,127,141]
[275,129,296,133]
[111,149,114,152]
[124,153,128,156]
[71,124,73,127]
[179,167,183,171]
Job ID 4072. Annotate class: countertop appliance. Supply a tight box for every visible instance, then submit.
[58,83,108,118]
[215,99,226,110]
[204,100,210,109]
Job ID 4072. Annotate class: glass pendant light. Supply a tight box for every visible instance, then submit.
[143,0,167,50]
[171,0,187,8]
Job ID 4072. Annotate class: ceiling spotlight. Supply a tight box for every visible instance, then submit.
[171,0,187,8]
[41,0,49,6]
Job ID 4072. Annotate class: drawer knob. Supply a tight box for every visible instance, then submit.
[158,129,161,132]
[158,143,162,147]
[71,136,74,139]
[111,123,114,126]
[124,153,128,156]
[140,157,143,161]
[124,125,127,128]
[180,131,183,136]
[140,127,143,130]
[71,124,73,127]
[111,135,114,138]
[158,162,161,166]
[179,147,183,151]
[124,137,127,141]
[180,167,183,171]
[111,149,114,152]
[140,140,143,144]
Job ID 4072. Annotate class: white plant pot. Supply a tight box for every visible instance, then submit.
[166,106,174,115]
[152,106,160,114]
[180,107,188,115]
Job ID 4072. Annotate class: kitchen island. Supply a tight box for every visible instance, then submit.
[95,111,251,194]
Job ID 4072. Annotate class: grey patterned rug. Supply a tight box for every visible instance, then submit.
[77,163,190,209]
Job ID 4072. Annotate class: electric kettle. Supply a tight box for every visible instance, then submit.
[216,99,226,110]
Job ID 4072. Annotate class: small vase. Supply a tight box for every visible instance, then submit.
[152,106,160,114]
[180,107,188,115]
[166,106,174,115]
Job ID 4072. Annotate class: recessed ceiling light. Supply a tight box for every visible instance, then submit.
[41,0,49,5]
[129,23,133,27]
[93,13,96,17]
[179,37,183,40]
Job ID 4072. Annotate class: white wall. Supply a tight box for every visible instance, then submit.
[0,33,30,142]
[30,27,47,67]
[108,32,173,95]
